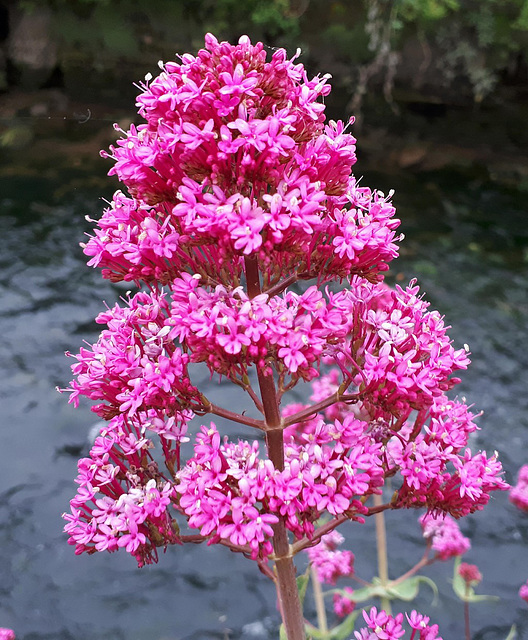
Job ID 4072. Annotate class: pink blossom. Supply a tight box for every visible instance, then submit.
[458,562,482,585]
[0,630,15,640]
[420,513,470,560]
[519,580,528,603]
[333,587,355,618]
[509,464,528,511]
[306,531,354,585]
[355,609,443,640]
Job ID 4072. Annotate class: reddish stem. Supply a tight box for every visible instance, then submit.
[244,255,306,640]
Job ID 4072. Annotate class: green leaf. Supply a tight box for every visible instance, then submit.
[334,584,382,603]
[328,611,360,640]
[297,568,311,607]
[452,557,500,603]
[386,575,439,603]
[504,624,517,640]
[305,611,360,640]
[280,623,287,640]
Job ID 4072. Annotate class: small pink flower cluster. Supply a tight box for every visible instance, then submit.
[333,586,356,618]
[519,580,528,603]
[509,464,528,511]
[355,608,442,640]
[306,531,355,584]
[0,630,15,640]
[177,422,382,559]
[458,562,482,585]
[419,512,470,560]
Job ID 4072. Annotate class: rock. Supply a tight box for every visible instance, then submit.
[6,6,58,89]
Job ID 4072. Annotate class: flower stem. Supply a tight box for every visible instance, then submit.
[311,566,328,636]
[373,492,391,614]
[244,255,306,640]
[464,590,471,640]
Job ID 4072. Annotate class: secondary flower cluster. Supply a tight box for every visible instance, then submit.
[177,419,383,559]
[419,512,470,560]
[306,531,355,584]
[63,276,507,563]
[355,608,442,640]
[509,464,528,511]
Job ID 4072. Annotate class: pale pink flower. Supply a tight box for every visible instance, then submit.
[420,513,470,560]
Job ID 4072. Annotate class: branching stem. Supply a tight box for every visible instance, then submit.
[244,255,305,640]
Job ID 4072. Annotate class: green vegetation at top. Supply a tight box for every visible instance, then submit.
[10,0,528,110]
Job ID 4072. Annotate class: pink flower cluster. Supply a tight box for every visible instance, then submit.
[355,608,442,640]
[84,34,400,287]
[333,586,356,618]
[509,464,528,511]
[419,513,470,560]
[0,630,15,640]
[458,562,482,585]
[177,422,383,559]
[62,33,507,575]
[306,531,355,584]
[519,580,528,604]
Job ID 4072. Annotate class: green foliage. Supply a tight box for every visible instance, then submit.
[451,557,500,604]
[305,612,360,640]
[182,0,300,43]
[12,0,528,108]
[332,574,438,605]
[396,0,460,22]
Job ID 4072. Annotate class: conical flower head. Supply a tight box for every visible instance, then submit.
[86,34,400,286]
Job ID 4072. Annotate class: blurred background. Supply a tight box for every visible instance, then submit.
[0,1,527,638]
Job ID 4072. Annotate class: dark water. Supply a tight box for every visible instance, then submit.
[1,148,527,639]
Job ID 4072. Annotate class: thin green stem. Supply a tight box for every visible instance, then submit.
[389,543,433,587]
[373,492,391,614]
[311,566,328,636]
[464,590,471,640]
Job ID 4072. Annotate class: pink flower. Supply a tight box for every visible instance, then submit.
[0,630,15,640]
[420,513,470,560]
[458,562,482,585]
[509,464,528,511]
[333,587,356,617]
[519,580,528,603]
[306,531,354,585]
[355,609,443,640]
[356,608,405,640]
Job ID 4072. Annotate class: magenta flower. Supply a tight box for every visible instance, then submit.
[306,531,354,585]
[458,562,482,585]
[520,580,528,603]
[420,512,470,560]
[355,609,443,640]
[333,586,356,618]
[0,630,15,640]
[509,464,528,511]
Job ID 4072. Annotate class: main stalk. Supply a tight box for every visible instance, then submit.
[244,256,306,640]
